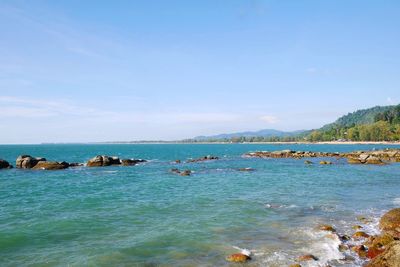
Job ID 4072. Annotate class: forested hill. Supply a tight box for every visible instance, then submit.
[320,105,394,131]
[309,104,400,141]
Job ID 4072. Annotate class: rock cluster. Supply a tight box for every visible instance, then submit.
[187,155,219,163]
[244,148,400,165]
[86,155,146,167]
[0,159,12,169]
[16,155,46,169]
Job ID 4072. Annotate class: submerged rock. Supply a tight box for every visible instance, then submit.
[187,155,219,163]
[318,224,336,232]
[226,253,251,263]
[120,159,146,166]
[366,241,400,267]
[15,155,46,169]
[237,167,255,171]
[32,161,69,170]
[0,159,12,169]
[304,160,313,164]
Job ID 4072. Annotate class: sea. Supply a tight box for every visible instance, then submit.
[1,143,400,267]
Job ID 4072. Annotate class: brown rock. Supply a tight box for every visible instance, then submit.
[86,155,121,167]
[347,157,362,164]
[226,253,251,262]
[352,231,370,240]
[16,155,46,169]
[365,156,384,165]
[351,245,368,257]
[297,254,318,261]
[366,241,400,267]
[32,161,69,170]
[318,224,336,232]
[380,208,400,236]
[319,161,332,165]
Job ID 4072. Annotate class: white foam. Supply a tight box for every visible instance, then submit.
[232,246,252,256]
[393,197,400,205]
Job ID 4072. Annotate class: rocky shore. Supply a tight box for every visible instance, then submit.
[244,148,400,165]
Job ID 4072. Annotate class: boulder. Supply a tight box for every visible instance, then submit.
[380,208,400,237]
[0,159,12,169]
[366,241,400,267]
[352,231,370,239]
[32,161,69,170]
[365,156,384,165]
[318,224,336,232]
[226,253,251,262]
[15,155,46,169]
[86,155,121,167]
[120,159,146,166]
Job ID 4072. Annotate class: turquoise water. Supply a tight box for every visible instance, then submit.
[1,144,400,266]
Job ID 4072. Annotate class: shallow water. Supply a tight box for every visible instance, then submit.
[0,144,400,266]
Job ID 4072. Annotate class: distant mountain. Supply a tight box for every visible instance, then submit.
[193,129,306,140]
[320,105,395,131]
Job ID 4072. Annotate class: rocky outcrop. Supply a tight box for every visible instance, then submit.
[0,159,12,169]
[187,155,219,163]
[366,241,400,267]
[380,208,400,238]
[244,148,400,165]
[86,155,121,167]
[120,159,146,166]
[15,155,46,169]
[32,161,69,170]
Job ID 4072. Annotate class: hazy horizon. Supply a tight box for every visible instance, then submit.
[1,1,399,144]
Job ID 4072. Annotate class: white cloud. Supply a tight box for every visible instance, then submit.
[259,115,278,124]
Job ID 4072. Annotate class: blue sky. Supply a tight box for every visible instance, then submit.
[0,0,399,143]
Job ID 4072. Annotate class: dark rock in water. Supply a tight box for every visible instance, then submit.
[69,162,84,167]
[86,155,121,167]
[297,254,318,261]
[338,244,348,252]
[226,253,251,262]
[366,241,400,267]
[180,170,192,176]
[174,160,181,164]
[304,160,313,164]
[352,231,370,240]
[237,167,255,171]
[170,168,180,174]
[0,159,12,169]
[15,155,46,169]
[340,234,351,241]
[32,161,69,170]
[187,155,219,163]
[120,159,146,166]
[380,208,400,238]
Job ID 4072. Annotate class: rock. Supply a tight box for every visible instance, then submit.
[69,162,84,167]
[367,246,386,259]
[187,155,219,163]
[352,225,363,230]
[289,264,302,267]
[32,161,69,170]
[180,170,192,176]
[237,167,255,171]
[120,159,146,166]
[351,245,368,257]
[304,160,313,164]
[318,224,336,232]
[226,253,251,262]
[366,241,400,267]
[0,159,12,169]
[347,157,362,164]
[174,160,181,164]
[338,244,348,252]
[319,161,332,165]
[340,234,351,241]
[15,155,46,169]
[357,216,372,224]
[297,254,318,261]
[366,233,397,249]
[170,168,180,174]
[365,156,384,165]
[380,208,400,237]
[352,231,370,239]
[86,155,121,167]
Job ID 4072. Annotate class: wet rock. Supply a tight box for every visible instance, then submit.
[174,160,181,164]
[340,234,351,241]
[170,168,180,174]
[289,264,302,267]
[120,159,146,166]
[351,245,368,257]
[226,253,251,262]
[357,216,372,224]
[304,160,313,164]
[86,155,121,167]
[15,155,46,169]
[318,224,336,232]
[366,241,400,267]
[365,156,385,165]
[180,170,192,176]
[297,254,318,261]
[352,225,363,230]
[338,244,348,252]
[69,162,84,167]
[187,155,219,163]
[32,161,69,170]
[0,159,12,169]
[319,161,332,165]
[352,231,370,240]
[380,208,400,237]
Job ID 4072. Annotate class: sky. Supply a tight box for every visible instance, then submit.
[0,0,399,143]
